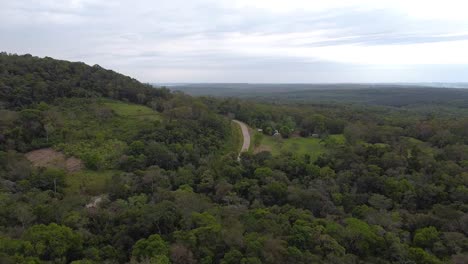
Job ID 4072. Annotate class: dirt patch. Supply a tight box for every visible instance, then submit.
[65,157,84,172]
[254,145,272,154]
[25,148,84,173]
[290,131,301,138]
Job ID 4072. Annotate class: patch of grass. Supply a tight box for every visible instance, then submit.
[102,100,161,121]
[256,134,345,161]
[250,129,262,152]
[56,139,127,170]
[65,169,116,195]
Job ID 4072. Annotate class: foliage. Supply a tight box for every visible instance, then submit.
[0,53,467,264]
[132,234,170,263]
[0,53,171,109]
[23,223,83,262]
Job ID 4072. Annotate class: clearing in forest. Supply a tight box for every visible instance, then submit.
[255,134,345,161]
[24,148,84,173]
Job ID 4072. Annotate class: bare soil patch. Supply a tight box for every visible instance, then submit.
[254,145,272,154]
[25,148,84,173]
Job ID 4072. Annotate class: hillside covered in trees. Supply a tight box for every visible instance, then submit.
[0,53,171,109]
[1,54,467,264]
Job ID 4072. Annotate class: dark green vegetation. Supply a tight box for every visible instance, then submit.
[170,83,468,115]
[1,53,467,264]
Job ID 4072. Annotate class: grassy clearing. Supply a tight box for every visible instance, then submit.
[48,99,163,195]
[65,169,116,195]
[49,98,162,169]
[56,139,127,170]
[102,101,161,121]
[256,134,345,161]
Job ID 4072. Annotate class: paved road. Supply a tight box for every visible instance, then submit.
[233,120,251,155]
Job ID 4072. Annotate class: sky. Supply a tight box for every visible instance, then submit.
[1,0,468,83]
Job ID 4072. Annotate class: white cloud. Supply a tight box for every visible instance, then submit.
[313,40,468,65]
[229,0,468,21]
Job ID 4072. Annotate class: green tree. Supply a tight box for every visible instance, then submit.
[341,218,380,256]
[408,247,442,264]
[413,226,439,249]
[131,234,169,263]
[319,166,336,179]
[368,193,392,210]
[221,249,243,264]
[254,167,273,179]
[30,167,66,193]
[279,126,292,138]
[23,223,83,262]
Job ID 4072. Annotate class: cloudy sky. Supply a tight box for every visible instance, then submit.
[1,0,468,83]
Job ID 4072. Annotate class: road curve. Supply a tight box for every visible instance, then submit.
[233,120,251,155]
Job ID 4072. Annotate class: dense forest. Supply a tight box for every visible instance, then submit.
[1,53,467,264]
[170,83,468,114]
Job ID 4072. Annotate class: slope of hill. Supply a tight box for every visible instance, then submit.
[0,52,171,109]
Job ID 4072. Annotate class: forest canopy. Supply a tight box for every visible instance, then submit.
[0,53,467,264]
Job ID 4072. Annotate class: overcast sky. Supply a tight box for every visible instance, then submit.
[1,0,468,83]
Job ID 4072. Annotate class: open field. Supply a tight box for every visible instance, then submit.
[256,134,345,161]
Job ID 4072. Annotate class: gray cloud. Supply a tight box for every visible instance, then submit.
[1,0,468,82]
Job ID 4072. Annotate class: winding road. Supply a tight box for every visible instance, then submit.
[233,120,251,155]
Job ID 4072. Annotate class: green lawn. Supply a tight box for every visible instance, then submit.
[65,169,116,195]
[256,134,345,161]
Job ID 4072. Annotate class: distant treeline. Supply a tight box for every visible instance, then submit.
[169,83,468,108]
